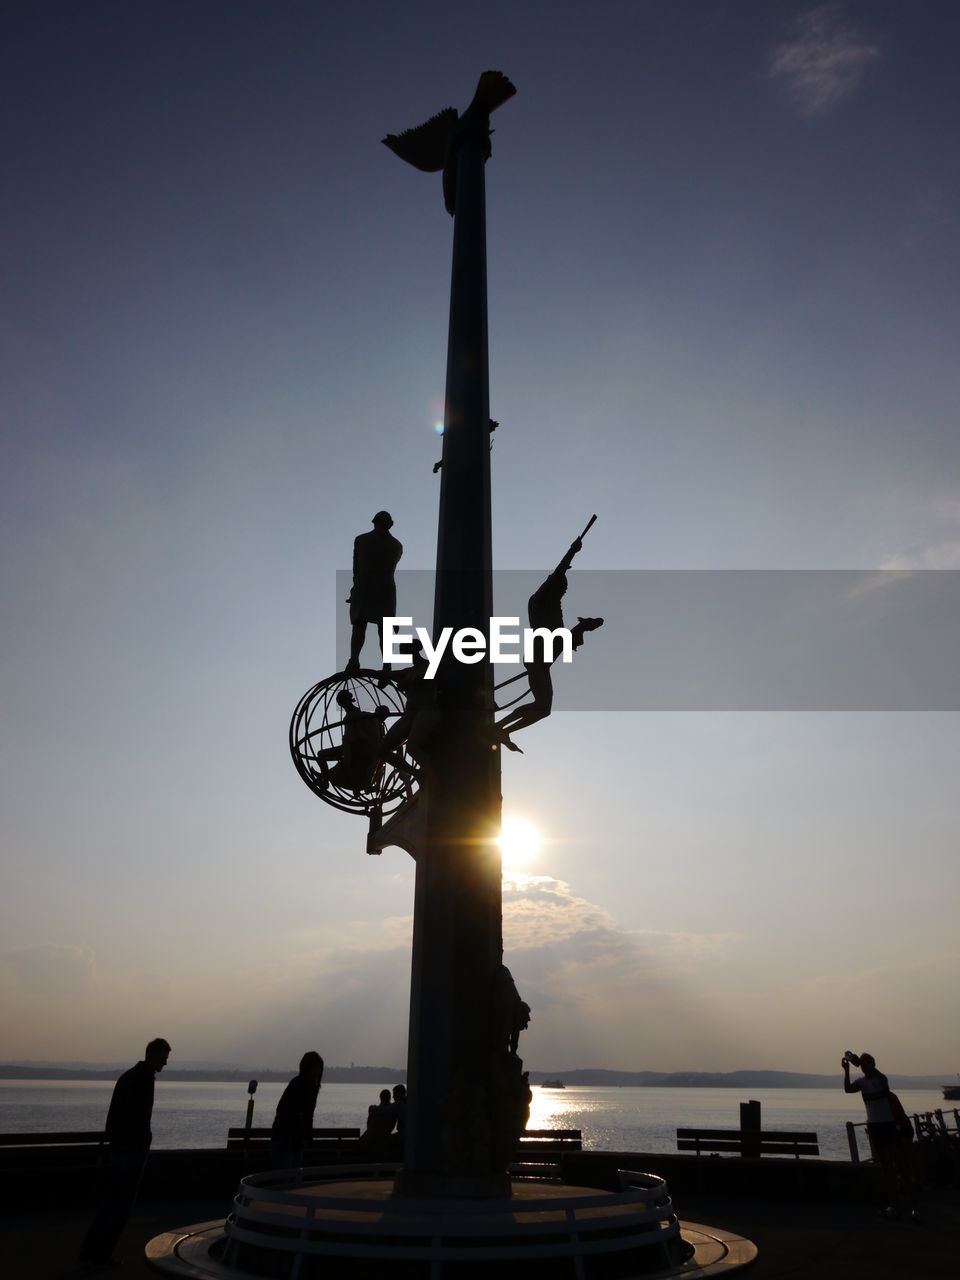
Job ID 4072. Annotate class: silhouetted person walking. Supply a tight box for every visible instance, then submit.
[271,1051,324,1169]
[78,1037,171,1267]
[345,511,402,674]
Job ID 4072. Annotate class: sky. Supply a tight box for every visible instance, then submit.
[2,1,958,1076]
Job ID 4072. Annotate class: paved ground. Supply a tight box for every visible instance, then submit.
[2,1186,958,1278]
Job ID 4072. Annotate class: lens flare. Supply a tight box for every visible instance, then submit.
[429,393,445,434]
[498,816,542,870]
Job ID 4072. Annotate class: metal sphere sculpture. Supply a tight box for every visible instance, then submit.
[289,671,416,817]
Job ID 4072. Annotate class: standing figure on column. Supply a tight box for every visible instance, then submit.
[345,511,403,675]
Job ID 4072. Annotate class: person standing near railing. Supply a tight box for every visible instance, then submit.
[842,1050,918,1223]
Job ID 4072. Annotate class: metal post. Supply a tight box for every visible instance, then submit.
[846,1121,859,1163]
[740,1099,761,1159]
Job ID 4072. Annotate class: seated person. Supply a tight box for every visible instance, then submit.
[358,1089,397,1153]
[317,690,389,794]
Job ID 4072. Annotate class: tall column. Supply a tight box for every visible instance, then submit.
[397,127,505,1196]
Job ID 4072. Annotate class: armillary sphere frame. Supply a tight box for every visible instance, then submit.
[289,670,417,818]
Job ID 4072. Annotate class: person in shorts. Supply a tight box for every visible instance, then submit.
[843,1050,917,1222]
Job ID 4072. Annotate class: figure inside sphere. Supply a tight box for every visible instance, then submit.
[345,511,403,675]
[317,689,389,795]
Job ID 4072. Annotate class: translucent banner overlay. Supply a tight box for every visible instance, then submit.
[336,570,960,710]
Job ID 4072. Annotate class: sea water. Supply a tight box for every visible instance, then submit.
[0,1080,949,1161]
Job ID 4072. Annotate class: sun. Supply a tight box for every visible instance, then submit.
[498,816,542,870]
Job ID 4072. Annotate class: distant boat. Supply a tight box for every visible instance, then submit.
[942,1079,960,1101]
[540,1079,565,1089]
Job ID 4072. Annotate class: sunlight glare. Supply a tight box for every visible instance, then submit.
[498,816,542,870]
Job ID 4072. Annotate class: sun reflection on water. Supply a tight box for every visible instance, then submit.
[527,1085,585,1130]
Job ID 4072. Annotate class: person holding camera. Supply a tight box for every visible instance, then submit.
[842,1050,918,1222]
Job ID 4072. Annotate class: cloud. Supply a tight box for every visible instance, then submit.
[502,872,614,948]
[2,942,96,997]
[843,569,918,601]
[766,4,881,118]
[879,489,960,570]
[503,872,735,969]
[881,542,960,571]
[181,875,739,1070]
[501,873,742,1067]
[795,949,960,997]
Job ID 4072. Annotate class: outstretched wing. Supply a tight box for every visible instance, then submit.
[382,107,458,172]
[465,70,517,119]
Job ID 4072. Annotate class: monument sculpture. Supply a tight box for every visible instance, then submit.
[495,515,605,752]
[292,69,528,1193]
[344,510,402,677]
[288,70,604,1194]
[147,70,757,1280]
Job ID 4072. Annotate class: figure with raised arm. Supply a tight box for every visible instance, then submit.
[344,511,403,675]
[496,518,603,751]
[842,1050,917,1222]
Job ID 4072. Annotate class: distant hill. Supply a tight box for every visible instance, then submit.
[0,1063,948,1089]
[0,1064,406,1084]
[526,1068,949,1090]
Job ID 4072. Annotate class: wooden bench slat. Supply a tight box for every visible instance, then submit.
[677,1139,744,1152]
[0,1132,105,1147]
[226,1127,361,1140]
[676,1128,817,1142]
[522,1129,582,1140]
[677,1139,819,1151]
[518,1141,583,1151]
[677,1128,747,1140]
[757,1142,820,1156]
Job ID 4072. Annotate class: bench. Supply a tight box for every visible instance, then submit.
[0,1131,106,1150]
[226,1126,582,1156]
[0,1132,109,1182]
[518,1128,582,1152]
[226,1127,361,1151]
[677,1127,819,1159]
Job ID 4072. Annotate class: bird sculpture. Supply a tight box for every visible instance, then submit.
[383,70,516,214]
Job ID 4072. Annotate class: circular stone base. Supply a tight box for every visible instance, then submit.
[146,1171,758,1279]
[147,1218,756,1278]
